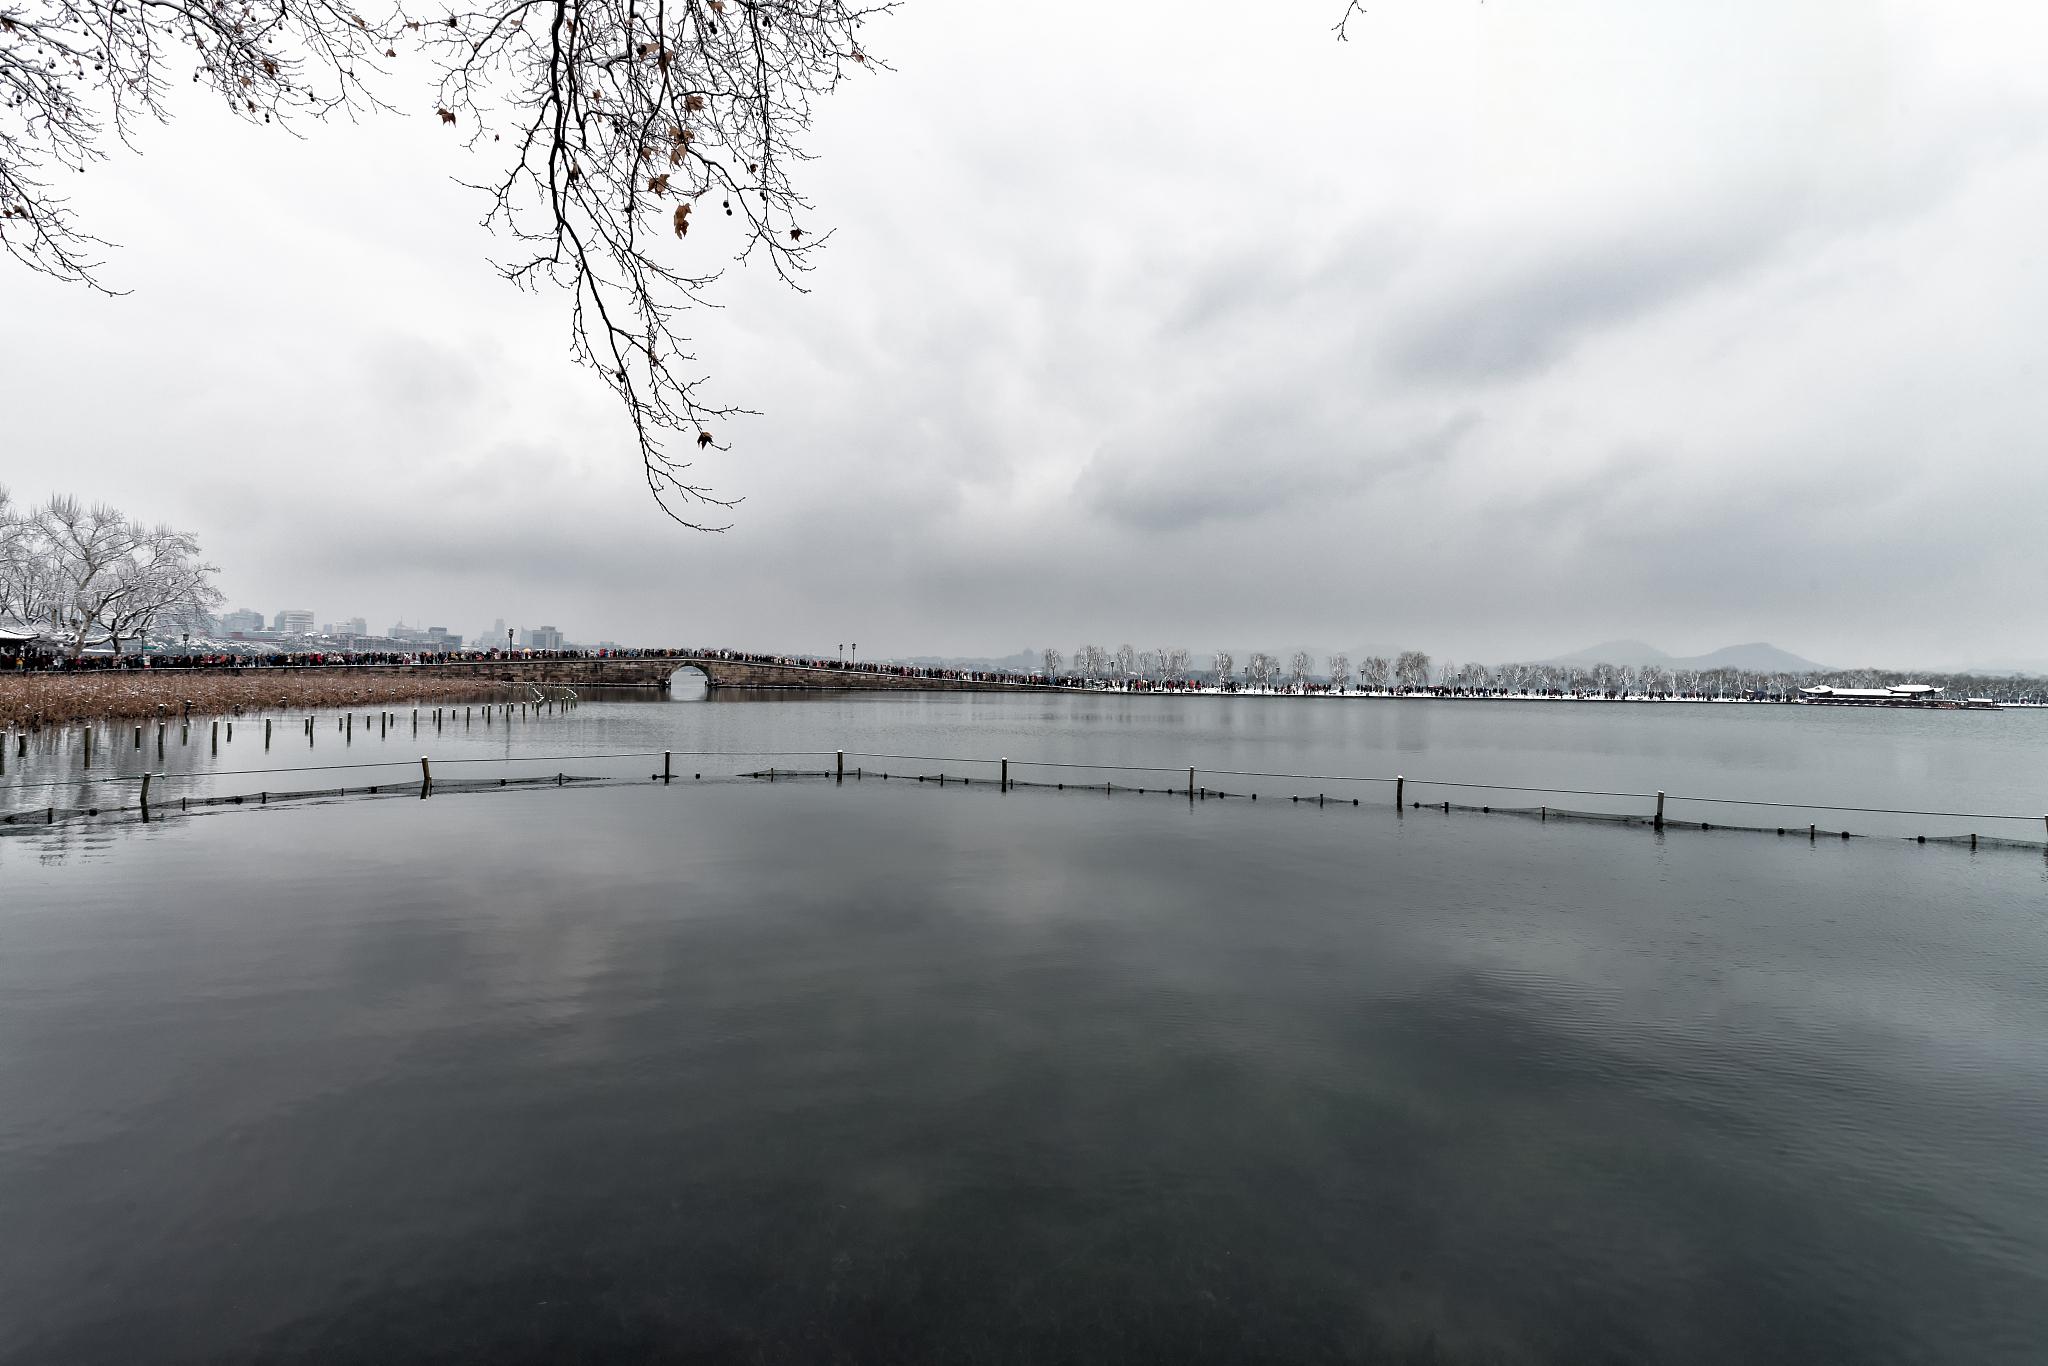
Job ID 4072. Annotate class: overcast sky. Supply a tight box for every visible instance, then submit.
[5,0,2045,668]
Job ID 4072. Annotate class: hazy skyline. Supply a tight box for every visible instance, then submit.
[6,0,2045,670]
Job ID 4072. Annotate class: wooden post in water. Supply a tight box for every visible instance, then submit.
[133,725,142,748]
[346,713,353,742]
[1395,775,1404,810]
[663,751,672,784]
[837,750,845,782]
[420,756,432,796]
[140,772,151,820]
[1188,766,1195,799]
[84,726,92,767]
[1001,757,1010,791]
[264,718,272,749]
[1655,791,1665,830]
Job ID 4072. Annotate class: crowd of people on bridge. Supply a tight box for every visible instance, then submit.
[687,647,1068,687]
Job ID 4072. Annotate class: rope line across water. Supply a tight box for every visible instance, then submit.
[4,747,2043,823]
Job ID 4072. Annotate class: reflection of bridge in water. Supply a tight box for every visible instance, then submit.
[269,655,1057,693]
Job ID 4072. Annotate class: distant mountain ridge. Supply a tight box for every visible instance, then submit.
[1538,640,1831,673]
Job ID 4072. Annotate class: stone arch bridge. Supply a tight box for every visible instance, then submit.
[284,655,1056,693]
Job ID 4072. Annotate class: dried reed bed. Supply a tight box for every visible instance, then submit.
[1,672,524,727]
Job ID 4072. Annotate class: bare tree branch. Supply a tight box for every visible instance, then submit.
[1,0,892,525]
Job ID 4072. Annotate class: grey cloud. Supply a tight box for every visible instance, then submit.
[1386,203,1796,382]
[1076,408,1478,534]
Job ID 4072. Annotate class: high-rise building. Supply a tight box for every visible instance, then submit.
[522,626,564,651]
[221,608,265,635]
[274,609,314,636]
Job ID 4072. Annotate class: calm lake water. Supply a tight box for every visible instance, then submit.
[3,688,2046,1362]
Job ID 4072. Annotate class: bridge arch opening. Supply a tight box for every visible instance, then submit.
[670,664,712,697]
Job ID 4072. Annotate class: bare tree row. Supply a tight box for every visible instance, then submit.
[1035,644,2047,702]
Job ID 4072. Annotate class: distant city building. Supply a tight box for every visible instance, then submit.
[522,625,564,651]
[423,626,463,651]
[221,608,265,635]
[340,616,367,636]
[274,609,314,636]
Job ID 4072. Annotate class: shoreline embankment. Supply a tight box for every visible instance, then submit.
[1,672,527,727]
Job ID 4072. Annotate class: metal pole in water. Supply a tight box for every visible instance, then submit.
[1655,791,1665,830]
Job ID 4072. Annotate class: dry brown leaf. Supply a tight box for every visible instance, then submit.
[648,174,669,195]
[789,227,803,241]
[436,107,456,124]
[696,430,714,447]
[684,94,705,113]
[672,203,692,237]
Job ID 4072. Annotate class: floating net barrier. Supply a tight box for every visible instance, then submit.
[0,749,837,838]
[3,748,2044,856]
